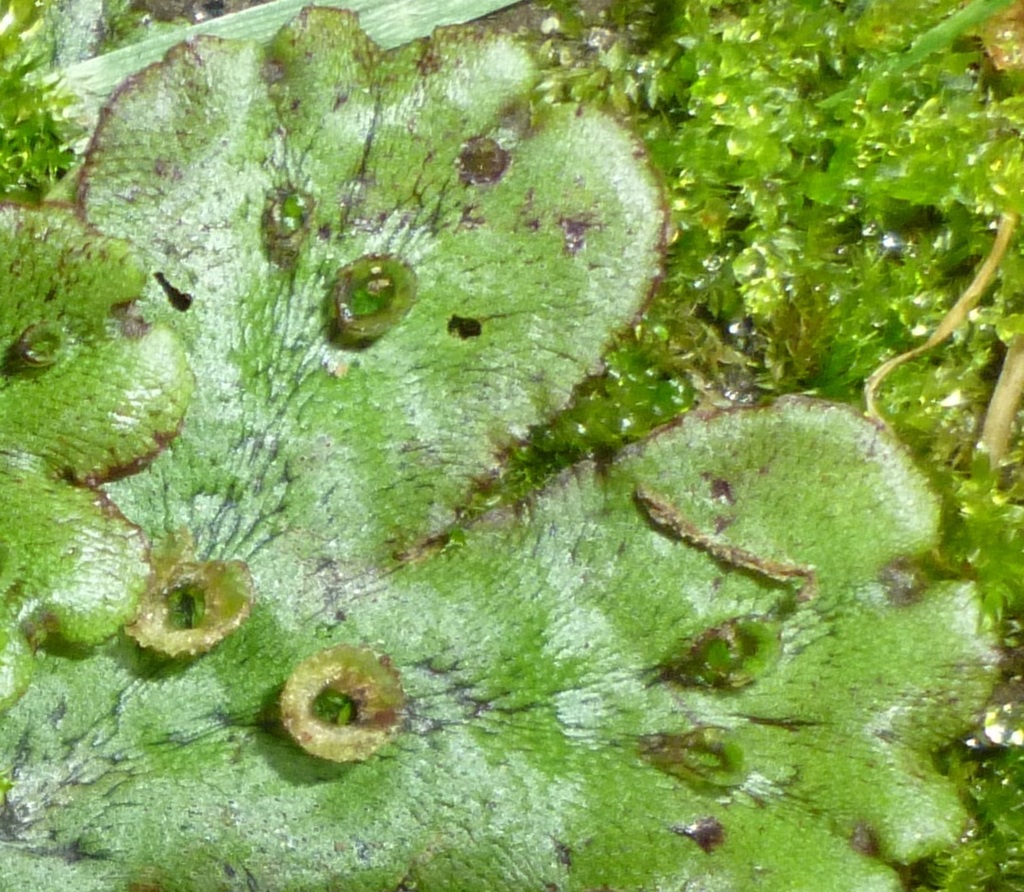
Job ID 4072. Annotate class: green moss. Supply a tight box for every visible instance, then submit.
[482,337,694,510]
[0,1,76,200]
[917,742,1024,890]
[0,58,74,201]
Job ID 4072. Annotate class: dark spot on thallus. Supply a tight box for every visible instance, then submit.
[673,817,725,854]
[850,820,881,858]
[262,59,285,85]
[417,47,442,76]
[713,515,734,534]
[877,556,925,607]
[554,839,572,867]
[559,217,589,256]
[154,272,193,311]
[113,302,151,339]
[457,137,509,186]
[703,473,735,505]
[447,315,482,339]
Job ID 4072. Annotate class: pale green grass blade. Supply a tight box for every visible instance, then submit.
[61,0,518,127]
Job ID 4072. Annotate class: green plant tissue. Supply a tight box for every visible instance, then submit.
[0,9,998,891]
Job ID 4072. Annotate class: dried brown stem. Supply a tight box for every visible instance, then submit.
[980,333,1024,468]
[865,211,1020,423]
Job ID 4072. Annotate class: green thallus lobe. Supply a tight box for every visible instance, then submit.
[0,6,1001,889]
[0,204,193,708]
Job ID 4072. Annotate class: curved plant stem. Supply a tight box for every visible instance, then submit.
[865,211,1020,423]
[980,333,1024,468]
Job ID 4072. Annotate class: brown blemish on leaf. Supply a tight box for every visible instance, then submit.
[672,817,725,853]
[154,271,193,311]
[262,59,286,85]
[639,727,745,788]
[877,557,925,607]
[393,531,451,563]
[635,486,817,601]
[554,839,572,867]
[4,321,65,373]
[713,515,734,534]
[659,616,779,690]
[981,1,1024,71]
[82,420,186,487]
[559,216,597,256]
[458,204,486,229]
[457,137,510,185]
[261,188,314,268]
[447,316,483,339]
[702,473,735,505]
[111,302,152,340]
[849,820,881,858]
[416,45,443,75]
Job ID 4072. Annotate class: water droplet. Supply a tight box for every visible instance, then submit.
[726,316,755,339]
[7,321,65,372]
[660,617,779,690]
[880,232,904,254]
[983,699,1024,746]
[457,137,510,185]
[640,727,745,789]
[281,644,405,762]
[331,254,417,349]
[263,189,314,268]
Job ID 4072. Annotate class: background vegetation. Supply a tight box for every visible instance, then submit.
[3,0,1023,887]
